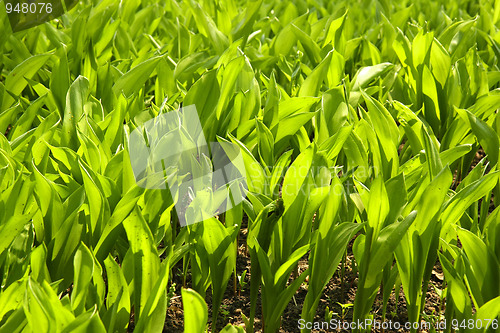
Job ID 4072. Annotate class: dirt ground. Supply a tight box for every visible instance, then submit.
[163,226,448,333]
[143,149,493,332]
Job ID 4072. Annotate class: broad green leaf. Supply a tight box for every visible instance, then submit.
[472,296,500,333]
[256,119,274,167]
[219,324,245,333]
[62,76,89,150]
[281,145,314,209]
[133,259,170,333]
[9,95,47,140]
[457,228,499,305]
[61,306,106,333]
[351,63,393,91]
[182,288,208,333]
[367,177,390,238]
[413,166,452,233]
[71,243,95,315]
[0,279,25,322]
[298,51,332,97]
[103,255,130,332]
[456,108,499,167]
[187,0,229,54]
[50,48,71,113]
[2,53,52,108]
[122,207,160,319]
[198,218,236,330]
[112,56,162,98]
[441,171,500,234]
[367,211,417,286]
[291,24,322,66]
[216,56,245,119]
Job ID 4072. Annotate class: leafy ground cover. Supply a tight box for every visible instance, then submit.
[1,0,500,332]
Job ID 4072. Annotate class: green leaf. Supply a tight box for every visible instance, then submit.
[62,76,89,150]
[281,145,314,210]
[187,0,229,54]
[103,255,130,333]
[351,63,393,91]
[216,56,245,119]
[61,306,106,333]
[291,24,322,66]
[71,243,95,315]
[50,48,71,114]
[256,119,274,167]
[122,207,160,320]
[133,259,170,333]
[182,288,208,333]
[269,150,292,197]
[473,296,500,333]
[441,171,500,234]
[413,166,452,233]
[456,108,500,167]
[198,218,236,330]
[24,279,74,332]
[219,324,245,333]
[174,52,211,81]
[0,279,25,322]
[0,205,35,259]
[367,211,417,286]
[457,228,499,305]
[298,51,333,97]
[79,159,109,242]
[2,53,53,108]
[112,56,162,98]
[438,253,472,316]
[318,86,348,143]
[9,95,47,140]
[184,70,220,134]
[366,177,390,238]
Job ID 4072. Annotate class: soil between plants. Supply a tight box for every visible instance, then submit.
[162,225,448,333]
[158,149,491,332]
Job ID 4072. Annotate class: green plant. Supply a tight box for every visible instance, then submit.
[324,305,337,323]
[1,0,500,332]
[237,269,247,296]
[337,302,354,322]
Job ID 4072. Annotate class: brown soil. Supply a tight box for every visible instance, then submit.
[470,148,486,170]
[158,148,495,332]
[4,124,11,137]
[162,227,450,333]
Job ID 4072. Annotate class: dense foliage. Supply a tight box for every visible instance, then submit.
[1,0,500,332]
